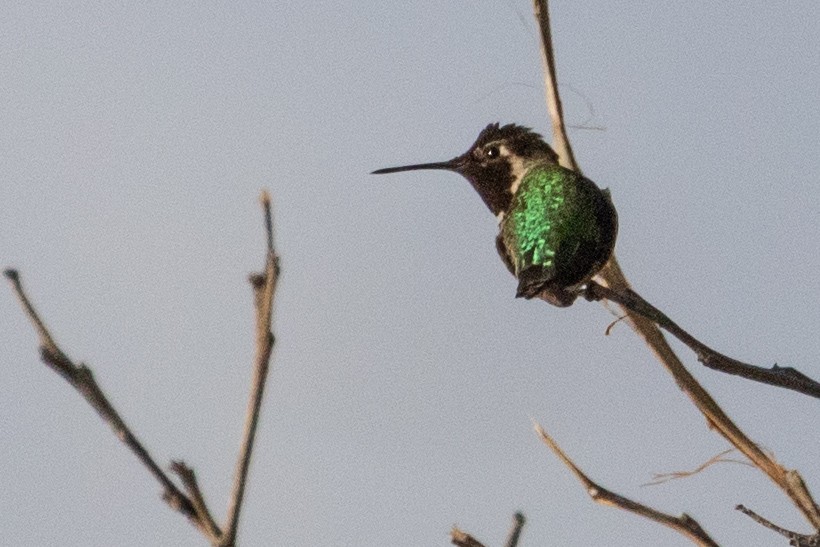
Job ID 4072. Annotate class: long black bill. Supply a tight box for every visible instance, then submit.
[371,158,462,175]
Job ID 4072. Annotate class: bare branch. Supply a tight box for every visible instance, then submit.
[504,512,526,547]
[585,282,820,398]
[171,461,222,540]
[450,512,525,547]
[3,269,210,536]
[451,527,487,547]
[6,192,282,546]
[532,0,577,172]
[532,0,820,533]
[220,190,281,546]
[535,423,719,547]
[736,505,820,546]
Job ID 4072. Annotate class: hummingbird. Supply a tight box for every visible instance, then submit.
[372,123,618,307]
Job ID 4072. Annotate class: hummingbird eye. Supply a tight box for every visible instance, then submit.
[484,145,501,159]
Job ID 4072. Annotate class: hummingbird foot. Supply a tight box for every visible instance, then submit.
[535,288,578,307]
[515,275,577,307]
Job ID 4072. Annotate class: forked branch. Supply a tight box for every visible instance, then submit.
[221,190,280,546]
[584,282,820,398]
[6,191,281,546]
[535,423,719,546]
[450,512,526,547]
[532,0,820,537]
[4,269,210,537]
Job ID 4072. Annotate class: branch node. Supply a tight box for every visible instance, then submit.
[248,273,266,288]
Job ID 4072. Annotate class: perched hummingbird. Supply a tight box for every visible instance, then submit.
[372,123,618,307]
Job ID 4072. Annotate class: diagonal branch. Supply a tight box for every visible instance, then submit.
[220,190,281,547]
[4,268,213,538]
[535,423,719,547]
[6,192,282,546]
[450,512,525,547]
[171,460,222,540]
[504,512,526,547]
[451,528,487,547]
[584,282,820,398]
[532,0,820,534]
[737,504,820,546]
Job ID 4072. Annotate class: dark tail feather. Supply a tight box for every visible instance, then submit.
[515,269,577,307]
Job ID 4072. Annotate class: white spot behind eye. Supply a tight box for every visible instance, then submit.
[508,151,528,196]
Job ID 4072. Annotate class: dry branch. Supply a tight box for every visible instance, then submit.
[6,191,281,546]
[535,423,719,546]
[450,512,525,547]
[736,505,820,546]
[584,282,820,398]
[532,0,819,537]
[504,512,526,547]
[451,528,487,547]
[4,268,212,538]
[221,190,280,547]
[171,460,222,539]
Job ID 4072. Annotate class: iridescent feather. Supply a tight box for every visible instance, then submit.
[498,163,617,306]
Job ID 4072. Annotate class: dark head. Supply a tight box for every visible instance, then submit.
[372,123,558,217]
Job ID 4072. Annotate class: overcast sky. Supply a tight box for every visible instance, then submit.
[2,2,818,546]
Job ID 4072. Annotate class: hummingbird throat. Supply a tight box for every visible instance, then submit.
[494,145,530,224]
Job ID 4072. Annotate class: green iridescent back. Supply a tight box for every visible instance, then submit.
[499,163,615,299]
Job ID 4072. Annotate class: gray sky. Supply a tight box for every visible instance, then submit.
[2,2,818,546]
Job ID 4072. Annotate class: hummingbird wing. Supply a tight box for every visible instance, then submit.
[500,165,617,303]
[495,233,516,276]
[548,172,617,287]
[498,230,577,305]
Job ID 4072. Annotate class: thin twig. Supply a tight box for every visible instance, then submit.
[171,461,222,539]
[450,511,525,547]
[220,190,280,547]
[643,448,753,487]
[451,527,487,547]
[531,0,820,532]
[532,0,577,172]
[736,505,820,546]
[585,282,820,398]
[535,423,719,547]
[504,512,526,547]
[6,192,283,546]
[3,269,212,536]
